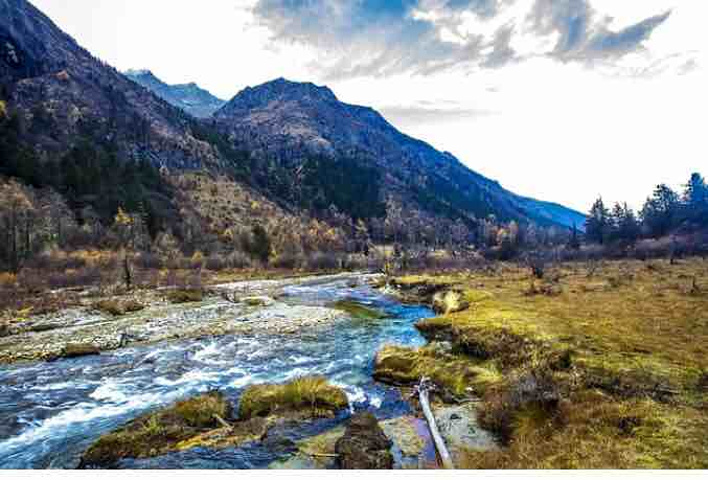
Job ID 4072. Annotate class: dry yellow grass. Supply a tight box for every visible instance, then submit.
[396,257,708,468]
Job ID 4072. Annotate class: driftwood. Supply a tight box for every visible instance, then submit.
[213,414,233,430]
[300,450,339,458]
[417,377,455,469]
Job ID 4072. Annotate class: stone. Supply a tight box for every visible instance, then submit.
[335,412,394,469]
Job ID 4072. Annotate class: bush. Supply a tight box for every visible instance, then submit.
[226,251,252,269]
[205,255,227,271]
[306,251,339,271]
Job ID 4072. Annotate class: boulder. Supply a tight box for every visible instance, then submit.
[335,412,393,469]
[432,290,469,315]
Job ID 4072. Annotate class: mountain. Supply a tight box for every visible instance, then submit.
[1,0,584,236]
[213,78,586,229]
[0,0,225,170]
[125,69,225,118]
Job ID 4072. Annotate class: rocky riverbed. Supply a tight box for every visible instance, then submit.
[0,273,380,365]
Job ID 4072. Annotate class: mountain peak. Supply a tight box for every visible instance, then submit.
[124,69,225,118]
[226,77,339,108]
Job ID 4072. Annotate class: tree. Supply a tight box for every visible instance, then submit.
[242,224,271,264]
[609,202,640,246]
[641,184,679,238]
[585,198,611,244]
[567,223,581,250]
[683,173,708,227]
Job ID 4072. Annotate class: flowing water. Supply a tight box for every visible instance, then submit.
[0,276,433,469]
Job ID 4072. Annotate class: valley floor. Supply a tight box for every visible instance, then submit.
[385,257,708,468]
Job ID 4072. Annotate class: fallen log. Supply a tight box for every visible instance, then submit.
[213,414,233,430]
[417,377,454,469]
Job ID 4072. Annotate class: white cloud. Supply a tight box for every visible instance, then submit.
[28,0,708,213]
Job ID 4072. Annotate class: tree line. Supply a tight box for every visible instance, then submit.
[585,173,708,246]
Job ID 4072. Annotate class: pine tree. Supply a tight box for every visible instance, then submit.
[585,198,610,244]
[641,184,679,238]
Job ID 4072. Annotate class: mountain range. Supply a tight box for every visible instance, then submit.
[0,0,585,236]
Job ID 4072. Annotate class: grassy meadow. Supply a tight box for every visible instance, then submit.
[391,257,708,468]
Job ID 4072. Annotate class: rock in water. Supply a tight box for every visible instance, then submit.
[335,412,393,469]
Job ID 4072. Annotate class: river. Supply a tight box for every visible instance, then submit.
[0,275,434,469]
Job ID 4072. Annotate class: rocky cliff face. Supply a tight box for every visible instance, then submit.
[0,0,218,170]
[125,69,225,119]
[214,78,586,228]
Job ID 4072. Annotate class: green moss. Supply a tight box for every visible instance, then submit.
[373,345,502,397]
[80,391,231,468]
[332,300,385,320]
[238,377,349,420]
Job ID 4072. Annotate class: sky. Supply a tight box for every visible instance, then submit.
[30,0,707,212]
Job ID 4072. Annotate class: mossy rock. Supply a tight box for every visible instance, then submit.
[61,343,101,359]
[94,299,145,316]
[238,377,349,420]
[167,289,203,304]
[373,345,501,398]
[79,391,232,468]
[332,300,385,320]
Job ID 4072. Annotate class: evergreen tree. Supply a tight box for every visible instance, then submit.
[641,184,679,238]
[683,173,708,227]
[585,198,611,244]
[610,202,640,245]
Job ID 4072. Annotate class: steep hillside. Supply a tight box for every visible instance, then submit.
[0,0,220,170]
[213,78,586,229]
[125,69,225,118]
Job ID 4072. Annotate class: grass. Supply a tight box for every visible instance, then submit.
[332,300,386,320]
[80,391,232,467]
[238,376,349,420]
[388,257,708,468]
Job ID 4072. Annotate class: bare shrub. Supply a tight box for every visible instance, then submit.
[306,252,339,271]
[525,253,546,280]
[134,253,162,270]
[205,255,227,271]
[226,251,252,270]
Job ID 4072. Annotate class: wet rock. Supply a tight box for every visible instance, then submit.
[167,289,204,304]
[433,404,498,460]
[380,416,425,458]
[80,391,232,468]
[335,412,394,469]
[241,296,274,307]
[432,290,469,315]
[61,343,100,358]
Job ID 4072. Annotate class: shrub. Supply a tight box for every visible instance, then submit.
[306,252,339,271]
[226,251,252,269]
[205,255,227,271]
